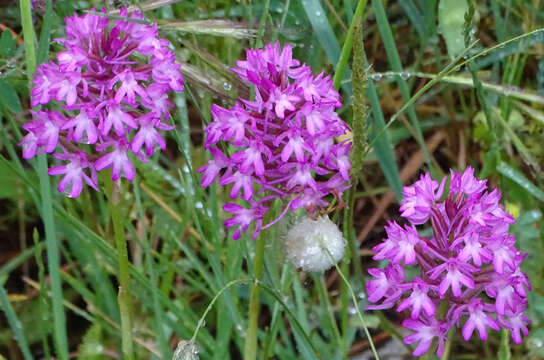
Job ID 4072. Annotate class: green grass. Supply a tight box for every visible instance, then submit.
[0,0,543,359]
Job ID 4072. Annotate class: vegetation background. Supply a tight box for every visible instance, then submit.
[0,0,543,359]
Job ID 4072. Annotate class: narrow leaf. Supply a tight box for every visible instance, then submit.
[0,80,22,114]
[497,162,544,203]
[438,0,469,59]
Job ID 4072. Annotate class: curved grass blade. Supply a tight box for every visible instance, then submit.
[497,162,544,203]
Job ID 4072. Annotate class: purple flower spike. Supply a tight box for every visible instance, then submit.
[21,8,184,197]
[199,42,351,240]
[366,168,531,357]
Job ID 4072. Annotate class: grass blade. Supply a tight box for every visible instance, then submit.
[19,0,69,358]
[37,0,54,63]
[367,79,403,200]
[371,0,431,166]
[332,0,367,91]
[399,0,424,38]
[496,162,544,203]
[0,282,33,360]
[301,0,352,96]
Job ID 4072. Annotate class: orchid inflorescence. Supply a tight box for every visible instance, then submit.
[366,167,530,357]
[20,8,183,197]
[199,42,351,240]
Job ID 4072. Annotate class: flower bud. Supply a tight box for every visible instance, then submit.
[284,215,346,272]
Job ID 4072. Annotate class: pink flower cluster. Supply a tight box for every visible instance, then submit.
[366,168,530,357]
[199,42,351,240]
[21,8,183,197]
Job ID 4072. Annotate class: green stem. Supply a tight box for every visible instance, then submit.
[243,233,267,360]
[332,0,368,90]
[0,281,33,360]
[19,0,36,74]
[20,1,69,359]
[254,0,270,48]
[440,338,452,360]
[314,275,344,355]
[261,263,293,358]
[323,246,380,360]
[109,181,135,360]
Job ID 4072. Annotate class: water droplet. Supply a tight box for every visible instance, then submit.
[235,323,246,336]
[348,306,357,315]
[198,319,206,328]
[400,72,410,80]
[195,202,203,209]
[223,82,232,91]
[358,291,366,299]
[370,73,382,81]
[315,11,321,16]
[507,85,521,93]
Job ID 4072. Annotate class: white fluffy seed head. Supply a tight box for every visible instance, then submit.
[284,215,346,272]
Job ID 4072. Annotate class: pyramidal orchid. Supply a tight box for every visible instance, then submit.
[199,42,351,240]
[20,8,184,197]
[366,167,530,357]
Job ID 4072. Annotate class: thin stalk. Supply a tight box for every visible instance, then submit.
[0,281,33,360]
[192,279,251,342]
[243,233,267,360]
[440,335,453,360]
[262,263,293,358]
[34,230,52,360]
[133,181,169,357]
[109,181,135,360]
[20,0,69,359]
[323,247,380,359]
[371,0,431,166]
[339,256,350,354]
[193,278,318,357]
[254,0,270,48]
[314,275,344,356]
[19,0,36,74]
[332,0,368,90]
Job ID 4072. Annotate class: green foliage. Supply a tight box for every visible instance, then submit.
[77,324,104,360]
[439,0,469,59]
[0,30,16,58]
[0,80,22,114]
[0,0,543,359]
